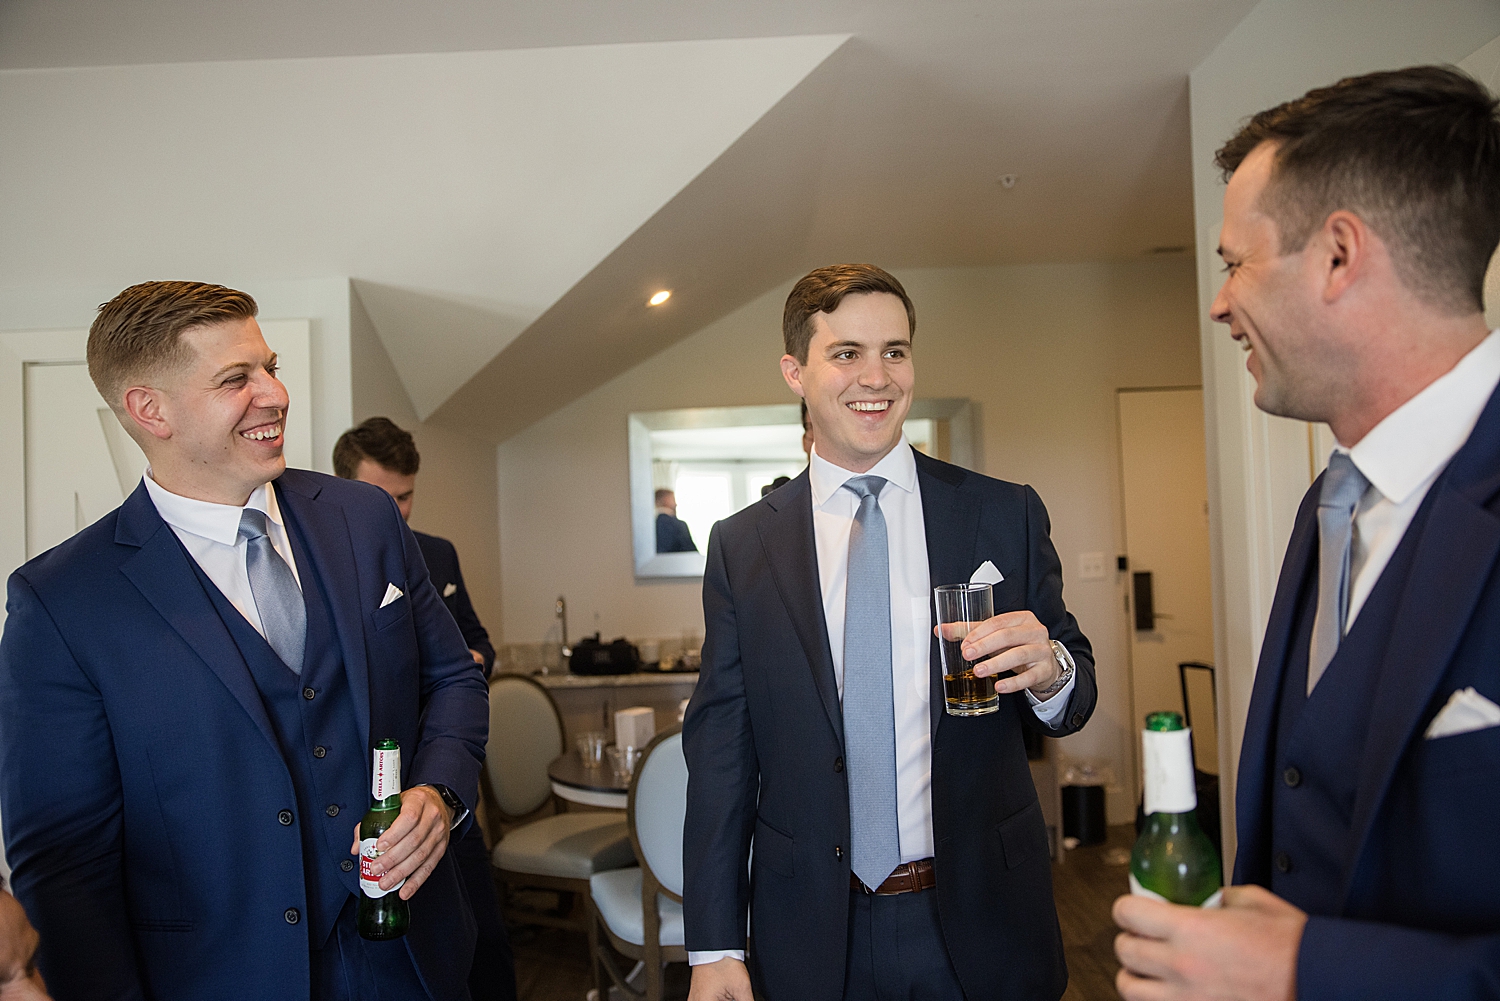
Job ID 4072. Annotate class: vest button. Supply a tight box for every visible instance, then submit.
[834,756,844,773]
[1283,766,1301,788]
[313,746,327,759]
[341,860,354,872]
[277,810,294,826]
[302,687,316,700]
[325,804,340,818]
[284,908,300,925]
[1274,852,1292,873]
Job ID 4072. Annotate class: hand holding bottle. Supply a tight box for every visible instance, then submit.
[1112,884,1307,1001]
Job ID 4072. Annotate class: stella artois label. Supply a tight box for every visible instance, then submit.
[359,838,406,898]
[372,746,401,801]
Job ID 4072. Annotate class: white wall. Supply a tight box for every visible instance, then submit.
[349,286,503,642]
[497,256,1202,821]
[1188,0,1500,871]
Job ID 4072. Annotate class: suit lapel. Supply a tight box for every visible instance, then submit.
[1338,460,1500,907]
[275,472,373,753]
[1234,485,1320,881]
[757,473,843,746]
[115,484,279,751]
[915,453,981,737]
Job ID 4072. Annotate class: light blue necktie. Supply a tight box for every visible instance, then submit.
[1308,452,1369,694]
[841,475,901,890]
[239,508,307,674]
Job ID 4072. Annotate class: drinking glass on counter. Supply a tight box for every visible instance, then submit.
[607,744,643,781]
[576,731,606,767]
[935,582,999,716]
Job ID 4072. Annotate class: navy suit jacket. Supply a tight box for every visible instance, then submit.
[1235,386,1500,999]
[414,530,496,677]
[682,450,1096,1001]
[0,469,489,1001]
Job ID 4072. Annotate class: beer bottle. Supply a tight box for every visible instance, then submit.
[357,739,411,939]
[1129,711,1223,907]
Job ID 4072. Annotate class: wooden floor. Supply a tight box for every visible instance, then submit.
[510,823,1133,1001]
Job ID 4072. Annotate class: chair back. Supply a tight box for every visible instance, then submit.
[485,675,565,819]
[627,726,687,901]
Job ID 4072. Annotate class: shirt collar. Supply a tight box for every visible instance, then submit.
[1344,329,1500,505]
[143,471,283,547]
[809,436,918,509]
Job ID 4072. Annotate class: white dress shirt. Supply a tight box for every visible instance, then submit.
[689,438,1072,967]
[1338,330,1500,635]
[142,472,301,640]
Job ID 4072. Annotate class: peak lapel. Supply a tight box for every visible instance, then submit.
[757,474,842,746]
[916,454,980,737]
[275,477,373,753]
[118,511,279,753]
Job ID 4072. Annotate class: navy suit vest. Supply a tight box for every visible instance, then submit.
[1269,482,1441,913]
[188,503,367,948]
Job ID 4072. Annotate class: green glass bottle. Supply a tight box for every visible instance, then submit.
[356,739,411,940]
[1129,711,1223,907]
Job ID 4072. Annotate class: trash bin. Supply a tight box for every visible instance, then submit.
[1060,760,1112,847]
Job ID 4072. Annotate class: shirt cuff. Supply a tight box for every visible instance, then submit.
[1025,673,1075,724]
[688,950,746,966]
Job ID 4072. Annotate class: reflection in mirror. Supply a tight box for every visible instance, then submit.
[630,400,975,578]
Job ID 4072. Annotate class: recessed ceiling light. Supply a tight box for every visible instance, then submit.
[998,174,1018,189]
[648,290,672,306]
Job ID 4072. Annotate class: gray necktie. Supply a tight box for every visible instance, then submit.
[841,475,901,891]
[1307,452,1369,694]
[239,508,307,674]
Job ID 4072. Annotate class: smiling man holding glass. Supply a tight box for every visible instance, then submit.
[682,264,1097,1001]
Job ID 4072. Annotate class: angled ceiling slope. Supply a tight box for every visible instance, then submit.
[0,35,847,418]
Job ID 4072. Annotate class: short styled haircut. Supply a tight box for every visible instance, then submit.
[1215,65,1500,314]
[654,488,674,506]
[88,281,259,408]
[333,417,420,479]
[782,264,916,364]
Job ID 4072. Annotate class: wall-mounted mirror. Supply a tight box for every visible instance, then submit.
[629,399,977,578]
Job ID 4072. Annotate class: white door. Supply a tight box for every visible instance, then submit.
[1119,388,1218,774]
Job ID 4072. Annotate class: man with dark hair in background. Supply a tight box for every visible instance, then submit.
[654,487,697,552]
[334,418,495,676]
[333,416,515,1001]
[1114,66,1500,1001]
[684,263,1096,1001]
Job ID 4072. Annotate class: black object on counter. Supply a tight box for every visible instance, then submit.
[1062,784,1107,846]
[568,634,641,675]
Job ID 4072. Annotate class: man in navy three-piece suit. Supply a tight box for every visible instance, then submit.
[0,281,489,1000]
[1114,68,1500,1000]
[684,265,1097,1001]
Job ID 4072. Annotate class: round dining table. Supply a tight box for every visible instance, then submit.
[547,752,630,810]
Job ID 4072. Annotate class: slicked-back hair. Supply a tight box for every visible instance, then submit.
[1215,65,1500,314]
[88,281,259,408]
[783,264,916,364]
[333,417,420,479]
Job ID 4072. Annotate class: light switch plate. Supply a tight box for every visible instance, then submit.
[1078,552,1107,580]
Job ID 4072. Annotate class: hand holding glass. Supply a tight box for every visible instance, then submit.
[935,583,999,716]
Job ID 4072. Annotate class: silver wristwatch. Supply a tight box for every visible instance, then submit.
[1035,640,1076,698]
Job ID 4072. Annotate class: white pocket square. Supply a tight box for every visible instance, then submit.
[970,560,1005,586]
[379,583,404,609]
[442,582,458,598]
[1425,687,1500,739]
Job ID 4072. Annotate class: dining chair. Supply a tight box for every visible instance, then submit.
[587,725,687,1001]
[483,674,635,930]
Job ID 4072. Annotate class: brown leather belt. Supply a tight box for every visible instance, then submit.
[851,858,936,895]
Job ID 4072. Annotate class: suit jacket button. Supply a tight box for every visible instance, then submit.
[284,908,300,925]
[303,687,316,700]
[278,810,294,826]
[341,860,354,872]
[314,746,327,759]
[325,804,340,818]
[1070,712,1085,727]
[1282,766,1301,788]
[834,756,844,773]
[834,845,843,859]
[1274,852,1292,873]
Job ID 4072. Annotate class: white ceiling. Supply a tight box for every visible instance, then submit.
[0,0,1260,440]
